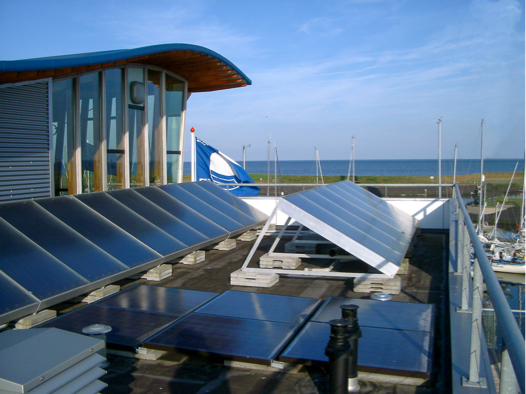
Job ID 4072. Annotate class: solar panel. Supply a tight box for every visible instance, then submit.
[279,322,433,374]
[158,184,245,232]
[0,271,39,318]
[134,187,228,240]
[107,189,211,247]
[36,196,162,268]
[0,182,268,326]
[195,181,269,222]
[310,297,434,332]
[277,181,417,277]
[38,304,179,348]
[195,290,321,324]
[146,313,299,361]
[95,285,218,316]
[178,183,266,229]
[75,192,186,256]
[0,201,129,282]
[0,217,89,300]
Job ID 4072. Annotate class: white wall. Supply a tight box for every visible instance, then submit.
[241,196,450,230]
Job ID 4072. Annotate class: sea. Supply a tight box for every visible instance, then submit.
[184,158,524,177]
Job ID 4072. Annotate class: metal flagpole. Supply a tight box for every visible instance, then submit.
[191,127,196,182]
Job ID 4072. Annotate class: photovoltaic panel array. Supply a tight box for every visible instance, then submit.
[278,181,418,277]
[145,290,322,362]
[38,285,218,348]
[280,297,435,376]
[0,182,267,325]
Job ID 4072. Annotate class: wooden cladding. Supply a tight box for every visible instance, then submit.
[0,50,249,92]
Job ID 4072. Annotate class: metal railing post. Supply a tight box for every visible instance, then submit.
[459,220,471,312]
[462,256,487,388]
[500,345,520,393]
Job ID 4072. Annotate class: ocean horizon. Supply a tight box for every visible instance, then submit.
[184,158,524,177]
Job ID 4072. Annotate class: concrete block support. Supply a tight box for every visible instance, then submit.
[230,269,279,288]
[81,285,120,303]
[353,276,402,294]
[181,250,206,265]
[238,230,258,242]
[15,310,57,329]
[142,264,172,281]
[214,239,237,251]
[259,254,301,269]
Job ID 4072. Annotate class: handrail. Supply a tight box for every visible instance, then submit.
[454,184,525,393]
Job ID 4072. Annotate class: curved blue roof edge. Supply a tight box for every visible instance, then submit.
[0,43,251,85]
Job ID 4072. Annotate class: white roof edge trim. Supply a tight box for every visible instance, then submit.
[278,198,399,277]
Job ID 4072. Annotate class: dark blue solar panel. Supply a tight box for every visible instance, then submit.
[0,217,89,299]
[146,313,298,360]
[95,285,218,316]
[38,305,178,347]
[75,192,186,256]
[134,187,228,239]
[280,322,433,373]
[159,184,245,231]
[195,182,268,222]
[37,196,162,268]
[177,183,258,227]
[0,271,39,316]
[0,201,128,282]
[195,291,321,324]
[311,297,434,332]
[106,189,208,246]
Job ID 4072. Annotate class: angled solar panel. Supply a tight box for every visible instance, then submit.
[36,196,162,268]
[0,201,128,282]
[133,187,227,240]
[0,182,268,326]
[75,192,188,256]
[278,181,417,277]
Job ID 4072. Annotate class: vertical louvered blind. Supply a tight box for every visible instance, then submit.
[0,80,51,202]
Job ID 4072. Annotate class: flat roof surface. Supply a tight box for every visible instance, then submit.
[39,229,450,393]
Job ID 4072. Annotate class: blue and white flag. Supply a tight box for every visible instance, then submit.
[196,138,260,197]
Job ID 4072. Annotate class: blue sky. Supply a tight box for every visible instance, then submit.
[1,0,524,161]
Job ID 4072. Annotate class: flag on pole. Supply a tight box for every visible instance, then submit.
[195,137,260,197]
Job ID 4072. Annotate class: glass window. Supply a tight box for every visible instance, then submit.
[105,69,125,190]
[165,74,184,183]
[147,70,162,185]
[52,79,75,196]
[128,68,145,188]
[79,72,102,193]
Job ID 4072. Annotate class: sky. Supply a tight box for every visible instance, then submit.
[0,0,524,162]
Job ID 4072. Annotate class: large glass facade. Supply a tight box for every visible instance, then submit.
[79,72,102,193]
[128,68,145,188]
[51,66,185,195]
[105,69,125,190]
[147,70,163,185]
[166,74,184,183]
[52,79,75,196]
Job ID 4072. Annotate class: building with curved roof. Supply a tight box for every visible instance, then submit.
[0,44,251,201]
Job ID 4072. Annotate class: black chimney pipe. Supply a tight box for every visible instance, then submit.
[341,304,362,392]
[325,319,352,394]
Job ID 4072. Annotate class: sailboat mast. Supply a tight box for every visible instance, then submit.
[352,136,355,183]
[453,144,458,184]
[438,119,442,198]
[478,120,484,233]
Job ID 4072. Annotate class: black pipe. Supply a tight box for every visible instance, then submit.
[325,319,352,394]
[341,304,362,392]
